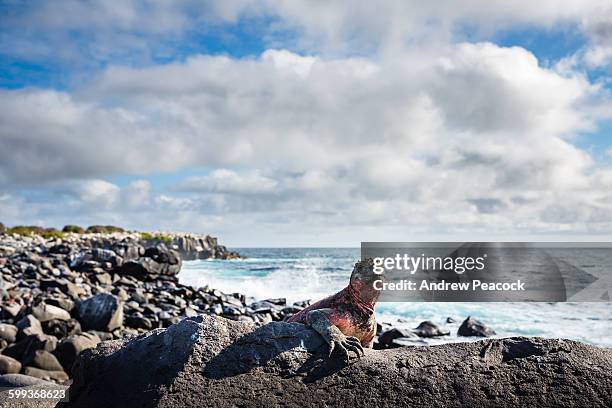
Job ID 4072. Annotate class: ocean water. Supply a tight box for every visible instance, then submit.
[180,248,612,348]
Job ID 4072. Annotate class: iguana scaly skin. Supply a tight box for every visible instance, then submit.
[285,259,381,362]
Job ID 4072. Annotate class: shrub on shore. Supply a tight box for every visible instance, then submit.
[0,222,4,233]
[86,225,125,234]
[7,225,45,236]
[62,224,85,233]
[6,225,64,239]
[140,232,173,243]
[40,229,65,239]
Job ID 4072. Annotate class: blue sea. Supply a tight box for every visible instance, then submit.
[180,248,612,348]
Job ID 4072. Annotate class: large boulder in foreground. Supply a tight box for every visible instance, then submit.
[66,315,611,408]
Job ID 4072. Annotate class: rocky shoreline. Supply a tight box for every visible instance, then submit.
[0,227,609,407]
[0,228,269,386]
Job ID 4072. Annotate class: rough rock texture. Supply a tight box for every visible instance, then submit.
[67,315,612,408]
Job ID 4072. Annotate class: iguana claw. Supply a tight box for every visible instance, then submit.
[328,332,364,362]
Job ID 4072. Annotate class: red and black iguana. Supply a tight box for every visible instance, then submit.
[285,259,382,362]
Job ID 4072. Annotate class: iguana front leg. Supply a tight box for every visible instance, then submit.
[306,308,364,362]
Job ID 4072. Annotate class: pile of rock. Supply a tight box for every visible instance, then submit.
[0,231,253,384]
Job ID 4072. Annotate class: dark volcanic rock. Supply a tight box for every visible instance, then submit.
[67,315,612,408]
[458,316,496,337]
[54,332,100,373]
[413,320,450,337]
[115,257,180,281]
[376,327,416,349]
[75,294,123,331]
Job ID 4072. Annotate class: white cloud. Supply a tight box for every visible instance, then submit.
[1,1,612,244]
[70,179,120,208]
[0,43,610,243]
[179,170,278,195]
[2,0,611,64]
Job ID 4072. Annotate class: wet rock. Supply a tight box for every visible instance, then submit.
[75,294,123,331]
[446,316,456,323]
[31,302,71,322]
[0,355,21,374]
[413,321,450,337]
[0,324,17,343]
[68,315,612,408]
[458,316,496,337]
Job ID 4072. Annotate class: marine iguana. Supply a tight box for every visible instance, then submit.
[285,258,382,362]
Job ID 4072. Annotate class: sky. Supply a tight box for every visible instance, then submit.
[1,0,612,247]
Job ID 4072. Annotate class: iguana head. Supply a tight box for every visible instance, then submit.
[349,258,383,307]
